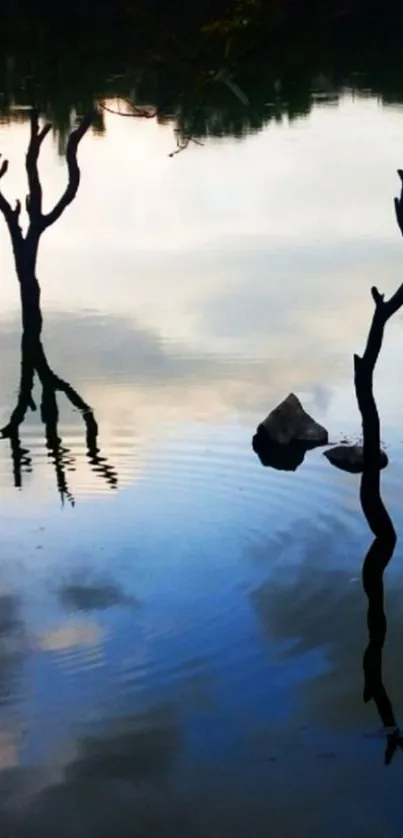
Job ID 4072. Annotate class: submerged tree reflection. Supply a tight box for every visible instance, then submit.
[356,174,403,764]
[0,109,118,503]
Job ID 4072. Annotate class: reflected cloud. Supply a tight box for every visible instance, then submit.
[2,102,403,501]
[250,536,369,727]
[249,510,403,731]
[68,703,180,783]
[0,728,19,770]
[0,703,182,837]
[0,308,337,491]
[251,268,403,760]
[38,619,103,652]
[58,573,137,612]
[0,593,28,706]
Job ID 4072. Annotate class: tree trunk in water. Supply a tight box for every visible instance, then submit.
[18,272,42,337]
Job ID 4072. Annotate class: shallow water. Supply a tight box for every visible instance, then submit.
[1,95,403,835]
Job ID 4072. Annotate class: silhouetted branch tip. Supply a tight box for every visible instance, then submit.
[25,111,53,220]
[371,287,384,306]
[41,113,93,229]
[394,170,403,236]
[0,159,23,242]
[38,123,52,143]
[0,157,8,179]
[28,109,51,145]
[70,112,94,142]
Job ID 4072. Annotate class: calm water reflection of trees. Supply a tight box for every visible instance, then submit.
[1,1,403,149]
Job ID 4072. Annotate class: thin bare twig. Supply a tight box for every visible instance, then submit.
[168,136,204,157]
[99,100,158,119]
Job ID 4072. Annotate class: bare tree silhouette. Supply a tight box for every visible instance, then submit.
[0,109,118,503]
[355,171,403,764]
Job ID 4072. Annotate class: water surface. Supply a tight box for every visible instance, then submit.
[1,95,403,836]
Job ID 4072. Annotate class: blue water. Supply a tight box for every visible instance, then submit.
[1,97,403,835]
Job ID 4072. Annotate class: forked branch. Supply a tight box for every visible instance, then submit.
[41,113,93,229]
[0,109,93,247]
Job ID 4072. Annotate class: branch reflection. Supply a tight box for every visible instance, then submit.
[1,325,118,504]
[355,283,402,763]
[0,109,118,503]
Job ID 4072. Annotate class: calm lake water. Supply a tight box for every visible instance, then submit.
[1,95,403,836]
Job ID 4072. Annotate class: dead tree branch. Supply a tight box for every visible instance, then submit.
[355,170,403,763]
[0,107,116,500]
[0,156,23,252]
[25,109,52,222]
[41,113,93,229]
[0,333,118,500]
[355,163,403,391]
[0,109,93,249]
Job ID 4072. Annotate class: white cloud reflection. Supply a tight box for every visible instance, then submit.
[0,95,403,500]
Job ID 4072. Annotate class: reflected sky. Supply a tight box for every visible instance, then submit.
[1,95,403,835]
[1,96,403,497]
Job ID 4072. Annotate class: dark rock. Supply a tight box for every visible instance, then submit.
[324,445,389,474]
[261,393,328,445]
[252,394,329,472]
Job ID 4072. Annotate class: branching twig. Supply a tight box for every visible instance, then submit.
[0,109,92,250]
[41,113,93,229]
[356,165,403,378]
[0,334,118,500]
